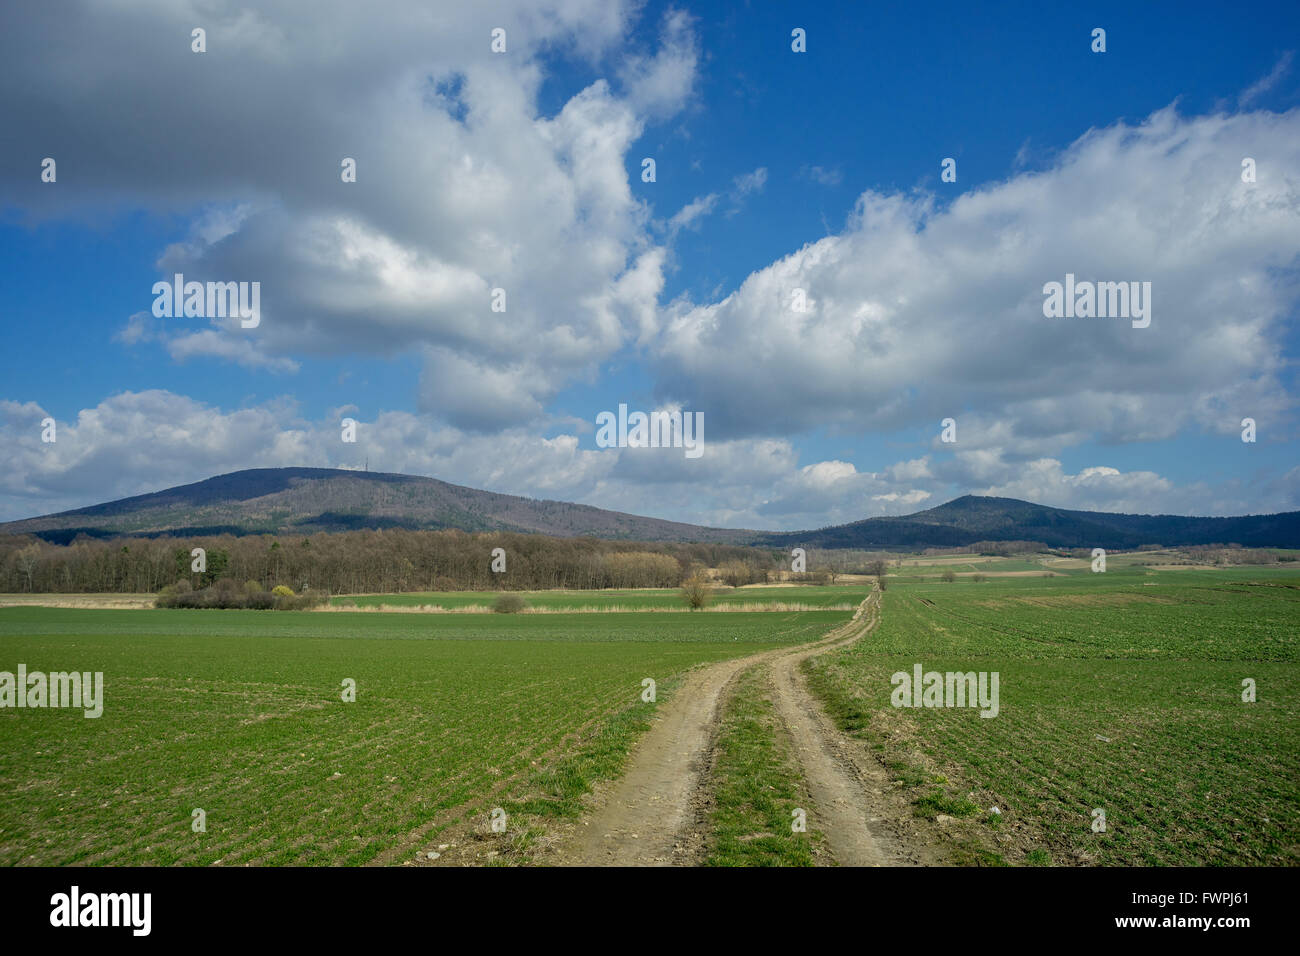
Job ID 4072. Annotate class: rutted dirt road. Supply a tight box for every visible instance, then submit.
[560,591,921,866]
[767,606,890,866]
[557,652,764,866]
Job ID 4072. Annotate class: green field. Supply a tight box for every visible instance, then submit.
[331,585,860,611]
[891,557,1055,575]
[0,606,847,865]
[805,567,1300,865]
[4,563,1297,868]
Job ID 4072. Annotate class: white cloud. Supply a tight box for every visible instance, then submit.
[2,11,1296,529]
[0,0,697,431]
[167,332,300,373]
[0,391,610,522]
[1239,51,1293,107]
[619,8,700,120]
[732,167,768,196]
[654,105,1300,454]
[667,193,719,233]
[1,390,1292,526]
[975,458,1175,514]
[800,165,843,186]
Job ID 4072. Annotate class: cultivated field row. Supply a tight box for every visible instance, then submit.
[2,564,1296,866]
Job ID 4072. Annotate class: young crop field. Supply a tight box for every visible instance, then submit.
[0,605,849,866]
[331,584,861,611]
[4,567,1296,869]
[804,567,1300,865]
[891,557,1055,575]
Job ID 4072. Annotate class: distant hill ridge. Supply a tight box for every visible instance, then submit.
[2,467,1297,549]
[758,494,1300,550]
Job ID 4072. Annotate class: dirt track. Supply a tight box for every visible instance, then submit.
[557,652,763,865]
[766,605,890,866]
[560,591,922,866]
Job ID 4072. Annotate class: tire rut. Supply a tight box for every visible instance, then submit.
[558,596,881,866]
[766,594,912,865]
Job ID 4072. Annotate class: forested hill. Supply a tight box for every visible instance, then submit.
[753,495,1300,549]
[0,467,750,544]
[2,469,1297,549]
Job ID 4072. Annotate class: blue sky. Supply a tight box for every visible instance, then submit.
[1,0,1297,526]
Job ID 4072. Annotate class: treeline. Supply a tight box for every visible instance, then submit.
[0,529,799,594]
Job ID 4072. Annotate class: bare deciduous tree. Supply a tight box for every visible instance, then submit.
[681,574,712,610]
[15,543,40,592]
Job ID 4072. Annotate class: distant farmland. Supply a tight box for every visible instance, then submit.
[330,584,859,612]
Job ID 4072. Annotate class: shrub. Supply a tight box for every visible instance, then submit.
[972,573,986,583]
[492,592,528,614]
[718,559,764,588]
[272,585,294,597]
[941,570,957,583]
[154,579,194,607]
[244,580,264,594]
[681,574,712,610]
[274,589,331,611]
[154,581,328,610]
[246,590,275,610]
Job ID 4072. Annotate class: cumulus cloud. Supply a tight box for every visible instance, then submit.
[619,8,700,119]
[167,331,300,373]
[654,105,1300,452]
[0,390,1291,526]
[0,0,696,431]
[2,6,1295,528]
[976,459,1175,514]
[758,460,879,520]
[0,391,813,528]
[0,391,611,522]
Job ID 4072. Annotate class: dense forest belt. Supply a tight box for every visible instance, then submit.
[0,528,791,594]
